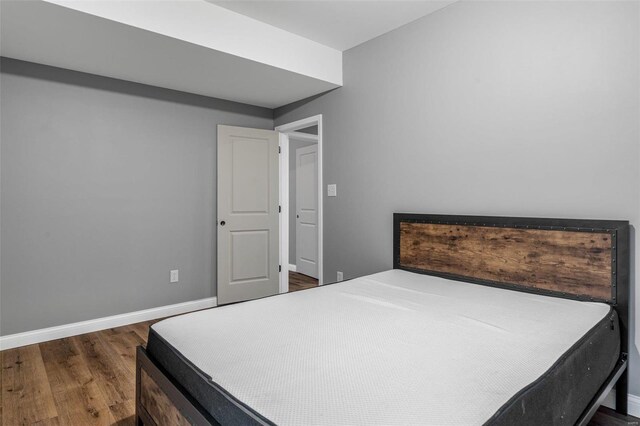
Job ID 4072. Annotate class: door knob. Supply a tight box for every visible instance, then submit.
[220,220,226,226]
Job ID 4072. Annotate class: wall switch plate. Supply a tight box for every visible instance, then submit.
[337,271,344,282]
[170,269,179,283]
[328,184,337,197]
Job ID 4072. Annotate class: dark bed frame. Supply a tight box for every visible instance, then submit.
[136,213,630,425]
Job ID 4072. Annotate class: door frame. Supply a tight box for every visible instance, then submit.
[275,115,323,293]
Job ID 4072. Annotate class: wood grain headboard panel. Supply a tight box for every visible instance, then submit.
[393,214,630,304]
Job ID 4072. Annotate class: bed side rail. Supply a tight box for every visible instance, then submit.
[136,345,219,426]
[575,354,628,426]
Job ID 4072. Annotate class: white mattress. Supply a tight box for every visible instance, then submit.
[151,269,611,426]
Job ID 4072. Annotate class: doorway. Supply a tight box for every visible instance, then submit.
[275,115,323,293]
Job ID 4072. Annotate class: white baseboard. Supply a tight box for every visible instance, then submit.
[602,389,640,417]
[289,264,297,272]
[0,297,217,350]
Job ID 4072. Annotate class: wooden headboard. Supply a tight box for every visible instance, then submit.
[393,214,629,304]
[393,213,631,418]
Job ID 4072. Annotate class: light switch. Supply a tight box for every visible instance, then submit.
[328,184,337,197]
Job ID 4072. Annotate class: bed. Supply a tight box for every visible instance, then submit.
[136,214,630,426]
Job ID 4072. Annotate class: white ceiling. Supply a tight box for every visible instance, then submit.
[212,1,456,51]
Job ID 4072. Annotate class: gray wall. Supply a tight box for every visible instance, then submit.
[276,1,640,395]
[289,139,317,265]
[0,58,273,335]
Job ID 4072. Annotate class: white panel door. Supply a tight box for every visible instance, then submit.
[295,144,318,278]
[217,125,280,305]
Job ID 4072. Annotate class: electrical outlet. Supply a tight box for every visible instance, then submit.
[170,269,179,283]
[327,184,337,197]
[337,271,344,282]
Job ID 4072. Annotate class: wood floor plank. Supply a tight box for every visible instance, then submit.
[71,332,133,408]
[97,329,144,376]
[289,271,318,292]
[589,406,640,425]
[39,337,115,425]
[128,321,154,343]
[107,398,136,424]
[74,330,141,423]
[1,345,58,425]
[32,417,61,426]
[1,349,4,422]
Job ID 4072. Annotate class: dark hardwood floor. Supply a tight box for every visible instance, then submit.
[1,320,160,425]
[1,314,637,425]
[590,406,639,426]
[289,271,318,292]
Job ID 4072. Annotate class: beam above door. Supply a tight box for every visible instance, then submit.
[0,0,342,108]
